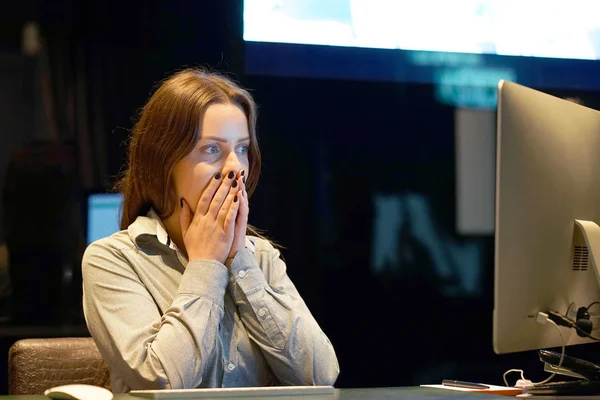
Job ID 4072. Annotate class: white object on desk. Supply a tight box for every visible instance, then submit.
[421,384,522,396]
[129,386,335,399]
[44,384,114,400]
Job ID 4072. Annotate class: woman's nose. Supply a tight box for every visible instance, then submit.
[224,152,243,173]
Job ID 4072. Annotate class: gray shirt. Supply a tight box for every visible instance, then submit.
[82,210,339,393]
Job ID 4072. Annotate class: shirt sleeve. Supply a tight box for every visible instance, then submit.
[227,241,340,386]
[82,240,229,390]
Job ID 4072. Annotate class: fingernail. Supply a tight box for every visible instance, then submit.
[234,195,238,203]
[241,170,245,176]
[243,176,246,184]
[232,180,238,188]
[227,171,235,179]
[214,172,222,180]
[179,198,183,208]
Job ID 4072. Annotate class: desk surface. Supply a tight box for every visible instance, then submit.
[0,387,510,399]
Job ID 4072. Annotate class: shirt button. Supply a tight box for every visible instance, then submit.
[238,270,247,279]
[258,308,267,317]
[227,363,235,371]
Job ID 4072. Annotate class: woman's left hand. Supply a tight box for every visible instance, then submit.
[227,171,248,262]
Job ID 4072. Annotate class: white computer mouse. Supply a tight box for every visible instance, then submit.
[44,384,113,400]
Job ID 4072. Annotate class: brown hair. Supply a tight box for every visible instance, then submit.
[116,68,262,236]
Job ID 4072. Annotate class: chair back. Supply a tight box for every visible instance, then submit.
[8,337,111,395]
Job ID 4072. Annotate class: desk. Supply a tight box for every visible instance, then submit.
[0,387,510,399]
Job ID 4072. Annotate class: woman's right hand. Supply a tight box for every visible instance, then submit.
[179,171,242,264]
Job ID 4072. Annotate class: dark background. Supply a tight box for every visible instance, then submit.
[1,0,600,394]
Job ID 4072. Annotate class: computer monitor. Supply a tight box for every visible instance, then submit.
[86,193,123,246]
[494,80,600,354]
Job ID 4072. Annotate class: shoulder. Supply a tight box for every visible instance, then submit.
[246,236,289,283]
[247,235,280,257]
[246,236,287,274]
[82,230,136,274]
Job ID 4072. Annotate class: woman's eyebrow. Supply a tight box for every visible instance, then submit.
[201,136,250,143]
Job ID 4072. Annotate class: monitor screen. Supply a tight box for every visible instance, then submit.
[493,80,600,354]
[87,193,123,245]
[244,1,600,107]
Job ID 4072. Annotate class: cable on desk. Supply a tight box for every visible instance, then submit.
[502,314,566,387]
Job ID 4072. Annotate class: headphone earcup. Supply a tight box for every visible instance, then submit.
[577,306,590,322]
[576,306,593,337]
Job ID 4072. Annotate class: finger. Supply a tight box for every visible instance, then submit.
[217,177,241,226]
[179,197,192,239]
[237,181,249,226]
[241,172,247,198]
[237,175,246,204]
[233,189,248,247]
[208,170,237,216]
[224,190,241,235]
[195,172,223,216]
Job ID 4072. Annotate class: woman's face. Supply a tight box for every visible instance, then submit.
[173,103,250,211]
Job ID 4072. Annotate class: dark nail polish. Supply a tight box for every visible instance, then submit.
[232,180,238,188]
[227,171,235,179]
[214,172,222,180]
[241,170,245,176]
[179,198,183,208]
[243,177,246,184]
[234,195,238,203]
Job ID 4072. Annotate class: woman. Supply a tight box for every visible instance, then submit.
[82,68,339,393]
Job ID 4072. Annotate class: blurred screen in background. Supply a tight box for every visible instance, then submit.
[87,193,123,245]
[244,0,600,108]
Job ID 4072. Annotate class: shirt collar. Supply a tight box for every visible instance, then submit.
[128,208,255,253]
[127,208,171,247]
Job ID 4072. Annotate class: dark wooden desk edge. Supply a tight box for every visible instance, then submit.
[0,387,515,399]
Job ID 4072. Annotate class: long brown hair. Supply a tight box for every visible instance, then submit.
[116,68,262,237]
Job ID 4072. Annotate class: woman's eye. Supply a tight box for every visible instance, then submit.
[236,145,249,155]
[204,145,220,154]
